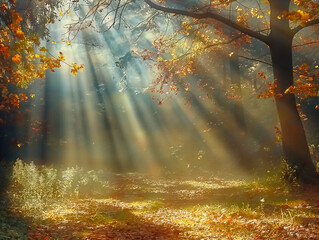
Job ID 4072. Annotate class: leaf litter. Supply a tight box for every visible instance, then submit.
[3,166,319,240]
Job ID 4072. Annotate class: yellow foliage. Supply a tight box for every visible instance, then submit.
[58,52,65,61]
[71,63,84,76]
[0,1,84,111]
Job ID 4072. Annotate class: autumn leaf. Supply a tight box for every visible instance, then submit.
[15,29,25,39]
[39,47,48,52]
[58,52,65,61]
[12,54,21,63]
[71,63,84,75]
[32,36,40,45]
[0,44,9,53]
[15,13,22,23]
[1,3,8,11]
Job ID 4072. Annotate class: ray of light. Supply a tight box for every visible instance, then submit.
[19,5,281,176]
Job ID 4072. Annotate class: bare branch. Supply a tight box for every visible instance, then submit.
[293,41,319,48]
[238,55,271,66]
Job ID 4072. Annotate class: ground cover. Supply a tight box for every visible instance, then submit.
[1,160,319,239]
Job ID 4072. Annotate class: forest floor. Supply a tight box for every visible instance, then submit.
[1,170,319,240]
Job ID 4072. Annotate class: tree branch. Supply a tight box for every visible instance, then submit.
[238,55,271,66]
[144,0,269,44]
[292,18,319,35]
[293,41,319,48]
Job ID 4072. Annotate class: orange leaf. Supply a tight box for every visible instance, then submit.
[12,54,21,63]
[15,29,25,39]
[1,3,8,11]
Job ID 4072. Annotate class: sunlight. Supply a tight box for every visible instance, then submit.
[2,1,319,239]
[20,12,269,174]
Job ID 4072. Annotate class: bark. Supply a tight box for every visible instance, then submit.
[268,0,318,183]
[270,41,318,183]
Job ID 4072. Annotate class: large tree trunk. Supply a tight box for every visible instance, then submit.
[269,0,318,184]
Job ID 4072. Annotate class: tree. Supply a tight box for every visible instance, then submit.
[71,0,318,183]
[10,0,317,183]
[140,0,319,184]
[0,0,59,112]
[0,0,84,112]
[0,0,83,158]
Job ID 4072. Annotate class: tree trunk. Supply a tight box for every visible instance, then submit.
[269,0,318,183]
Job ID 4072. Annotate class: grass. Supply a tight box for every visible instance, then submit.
[2,159,319,239]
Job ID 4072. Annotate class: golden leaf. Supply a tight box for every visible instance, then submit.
[39,47,48,52]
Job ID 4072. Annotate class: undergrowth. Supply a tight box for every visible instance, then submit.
[7,159,109,217]
[5,159,319,239]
